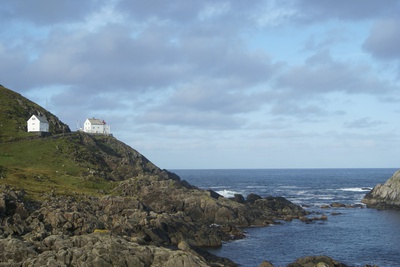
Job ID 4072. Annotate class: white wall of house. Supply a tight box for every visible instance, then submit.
[27,115,49,132]
[83,118,110,134]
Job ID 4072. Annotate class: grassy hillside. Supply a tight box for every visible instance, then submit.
[0,85,70,142]
[0,134,112,200]
[0,85,163,200]
[0,131,166,200]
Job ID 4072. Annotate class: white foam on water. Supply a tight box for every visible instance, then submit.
[339,187,371,192]
[318,196,335,200]
[210,186,231,189]
[216,190,241,198]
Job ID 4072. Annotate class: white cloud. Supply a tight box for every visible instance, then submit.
[2,0,400,168]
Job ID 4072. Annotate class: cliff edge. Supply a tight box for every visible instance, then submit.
[362,170,400,210]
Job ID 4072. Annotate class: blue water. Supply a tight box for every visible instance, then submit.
[172,169,400,267]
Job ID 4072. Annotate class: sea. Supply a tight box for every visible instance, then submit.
[172,168,400,267]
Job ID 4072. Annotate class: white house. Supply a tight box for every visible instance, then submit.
[27,115,49,132]
[83,118,110,135]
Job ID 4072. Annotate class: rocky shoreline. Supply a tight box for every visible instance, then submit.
[0,176,383,267]
[1,171,310,267]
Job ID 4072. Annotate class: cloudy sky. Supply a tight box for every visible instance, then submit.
[1,0,400,169]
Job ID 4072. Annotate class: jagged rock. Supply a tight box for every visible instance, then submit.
[362,170,400,210]
[0,237,38,264]
[246,193,263,204]
[0,177,308,265]
[114,174,306,231]
[2,234,218,267]
[207,189,222,199]
[286,255,349,267]
[230,194,245,203]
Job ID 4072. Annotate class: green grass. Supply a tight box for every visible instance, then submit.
[0,86,70,142]
[0,86,120,200]
[0,134,116,200]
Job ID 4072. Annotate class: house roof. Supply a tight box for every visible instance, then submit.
[87,118,104,125]
[29,115,49,123]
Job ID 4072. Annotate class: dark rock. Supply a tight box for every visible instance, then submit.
[207,189,222,199]
[246,193,262,204]
[330,202,346,208]
[287,255,349,267]
[231,194,245,203]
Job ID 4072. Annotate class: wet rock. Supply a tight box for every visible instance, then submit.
[330,202,346,208]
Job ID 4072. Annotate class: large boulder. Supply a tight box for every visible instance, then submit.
[362,170,400,210]
[1,234,223,267]
[114,174,306,230]
[286,255,349,267]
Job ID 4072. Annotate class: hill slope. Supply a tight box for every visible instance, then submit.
[0,131,177,199]
[0,85,70,142]
[0,85,176,199]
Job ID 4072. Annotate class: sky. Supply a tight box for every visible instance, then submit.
[1,0,400,169]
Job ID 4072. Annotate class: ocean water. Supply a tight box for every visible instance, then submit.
[172,169,400,267]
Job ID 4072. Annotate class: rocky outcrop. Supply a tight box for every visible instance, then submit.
[286,255,349,267]
[258,255,378,267]
[114,175,306,230]
[0,182,305,266]
[65,132,174,181]
[362,170,400,210]
[0,234,224,267]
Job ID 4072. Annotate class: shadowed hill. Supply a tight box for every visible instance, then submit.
[0,85,70,142]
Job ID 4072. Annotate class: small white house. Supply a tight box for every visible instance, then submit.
[27,115,49,132]
[83,118,110,135]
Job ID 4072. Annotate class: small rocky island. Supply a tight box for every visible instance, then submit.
[0,85,385,266]
[362,170,400,210]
